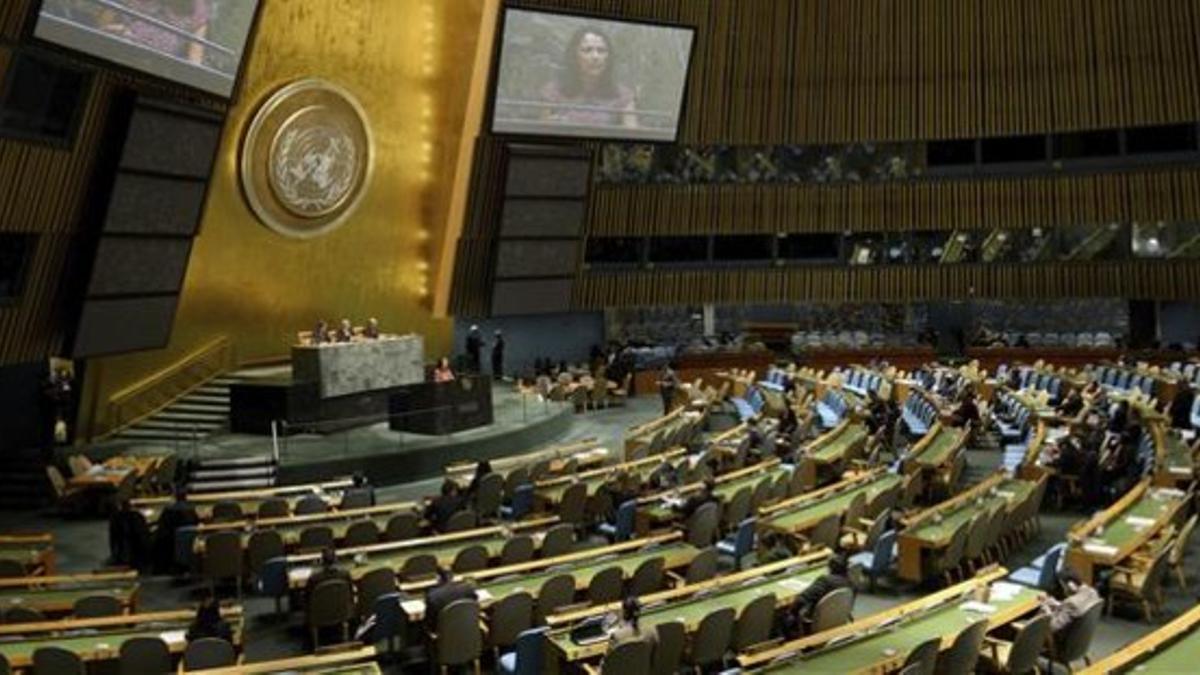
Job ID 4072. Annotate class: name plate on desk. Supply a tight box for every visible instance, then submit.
[292,335,425,398]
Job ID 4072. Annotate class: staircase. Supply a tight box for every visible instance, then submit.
[0,448,52,509]
[111,376,235,445]
[185,454,277,493]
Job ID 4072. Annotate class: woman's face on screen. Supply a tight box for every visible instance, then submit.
[576,32,610,78]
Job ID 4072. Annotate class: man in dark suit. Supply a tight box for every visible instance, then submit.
[465,325,483,373]
[784,554,850,637]
[152,484,198,573]
[305,548,352,606]
[424,568,477,631]
[424,480,464,532]
[675,478,717,519]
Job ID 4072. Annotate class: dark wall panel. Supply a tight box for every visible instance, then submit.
[86,237,192,296]
[119,105,221,177]
[491,278,573,316]
[72,295,177,358]
[505,156,590,197]
[500,199,585,238]
[495,240,578,278]
[104,173,208,235]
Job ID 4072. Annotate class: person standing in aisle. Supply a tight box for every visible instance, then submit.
[491,330,505,381]
[658,362,679,415]
[465,324,483,373]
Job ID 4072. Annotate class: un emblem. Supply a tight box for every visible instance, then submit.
[241,79,372,238]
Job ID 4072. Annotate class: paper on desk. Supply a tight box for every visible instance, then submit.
[995,490,1015,500]
[1125,516,1156,528]
[159,629,187,645]
[778,579,811,592]
[476,589,494,604]
[988,581,1023,601]
[1082,542,1119,556]
[1152,487,1186,500]
[400,599,425,617]
[960,601,997,614]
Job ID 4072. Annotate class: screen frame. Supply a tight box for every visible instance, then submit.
[28,0,267,103]
[488,4,697,145]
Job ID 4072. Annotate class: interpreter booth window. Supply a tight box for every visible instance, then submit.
[846,234,884,266]
[0,49,89,145]
[648,236,707,265]
[777,233,841,264]
[584,236,643,266]
[712,235,772,265]
[909,231,952,265]
[0,234,36,303]
[1059,223,1129,262]
[1133,222,1200,259]
[978,229,1029,264]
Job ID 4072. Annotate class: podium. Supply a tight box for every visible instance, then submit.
[388,375,494,434]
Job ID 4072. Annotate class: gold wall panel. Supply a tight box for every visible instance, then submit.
[80,0,487,437]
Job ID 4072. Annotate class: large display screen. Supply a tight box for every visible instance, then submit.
[491,8,694,142]
[34,0,259,98]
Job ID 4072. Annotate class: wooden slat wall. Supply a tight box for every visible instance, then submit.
[523,0,1200,143]
[587,168,1200,236]
[575,263,1200,307]
[0,0,119,365]
[449,138,507,316]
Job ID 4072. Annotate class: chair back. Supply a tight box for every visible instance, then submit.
[72,594,123,618]
[1006,613,1051,675]
[475,473,504,518]
[685,547,719,584]
[901,636,941,675]
[488,591,534,649]
[1170,513,1198,566]
[610,499,638,541]
[294,494,328,515]
[210,501,243,523]
[1036,544,1065,590]
[384,512,420,541]
[938,519,970,572]
[356,566,396,618]
[651,620,685,675]
[308,578,354,629]
[504,467,531,499]
[540,523,575,558]
[629,556,665,596]
[119,636,170,675]
[181,638,236,671]
[1055,599,1103,665]
[733,592,776,651]
[587,566,624,604]
[535,573,576,624]
[501,534,536,565]
[343,520,380,547]
[871,529,898,574]
[963,513,991,562]
[435,599,483,667]
[730,517,756,561]
[32,647,84,675]
[1140,547,1172,600]
[340,487,373,510]
[445,509,478,533]
[507,484,535,520]
[812,587,854,632]
[399,553,439,582]
[934,618,987,675]
[3,606,44,623]
[452,544,490,573]
[601,639,652,675]
[722,487,753,530]
[686,502,720,547]
[201,531,242,581]
[559,482,588,525]
[507,626,548,675]
[808,514,842,550]
[750,479,772,511]
[298,525,334,552]
[246,530,285,577]
[844,492,867,526]
[689,606,735,668]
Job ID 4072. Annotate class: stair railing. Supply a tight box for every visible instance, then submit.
[98,336,234,441]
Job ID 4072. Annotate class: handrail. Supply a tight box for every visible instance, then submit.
[100,335,232,440]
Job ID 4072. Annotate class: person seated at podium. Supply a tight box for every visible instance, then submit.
[363,317,381,339]
[335,318,354,343]
[433,357,456,383]
[311,320,329,345]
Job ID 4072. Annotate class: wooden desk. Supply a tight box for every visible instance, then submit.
[1079,602,1200,674]
[903,423,967,477]
[280,517,558,590]
[546,552,831,664]
[1065,480,1188,584]
[738,568,1038,673]
[133,478,356,525]
[445,437,608,485]
[1152,425,1195,489]
[534,449,686,505]
[639,458,789,526]
[196,645,379,674]
[799,420,869,490]
[897,474,1040,583]
[0,571,138,616]
[0,534,55,576]
[758,470,903,536]
[0,606,243,669]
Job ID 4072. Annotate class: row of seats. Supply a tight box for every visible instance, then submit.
[996,393,1038,474]
[901,392,938,436]
[996,364,1064,403]
[1089,364,1158,397]
[837,368,883,398]
[815,389,850,429]
[1167,361,1200,387]
[993,331,1118,348]
[732,386,766,422]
